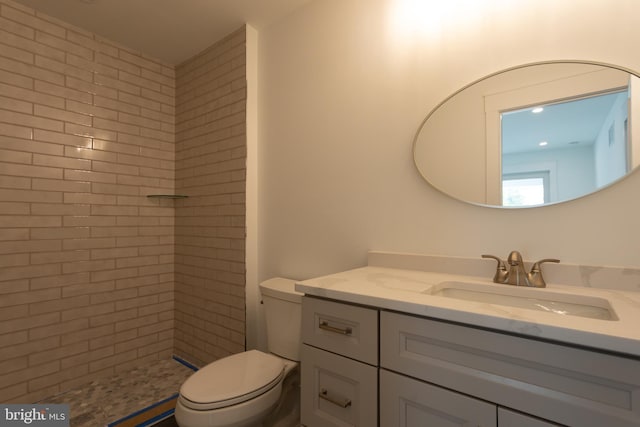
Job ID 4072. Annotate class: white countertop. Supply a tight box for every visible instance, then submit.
[295,266,640,358]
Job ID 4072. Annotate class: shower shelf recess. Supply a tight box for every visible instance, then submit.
[146,194,189,199]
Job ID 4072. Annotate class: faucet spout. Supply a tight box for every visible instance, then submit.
[506,251,527,286]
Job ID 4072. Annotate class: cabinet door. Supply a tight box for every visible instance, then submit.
[380,369,496,427]
[301,344,377,427]
[498,408,561,427]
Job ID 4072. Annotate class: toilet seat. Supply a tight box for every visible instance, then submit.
[179,350,285,411]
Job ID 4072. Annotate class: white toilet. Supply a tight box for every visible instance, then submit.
[175,278,303,427]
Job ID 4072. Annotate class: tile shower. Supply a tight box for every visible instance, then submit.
[0,0,247,407]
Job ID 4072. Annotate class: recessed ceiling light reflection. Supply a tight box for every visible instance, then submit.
[539,141,548,147]
[532,107,544,114]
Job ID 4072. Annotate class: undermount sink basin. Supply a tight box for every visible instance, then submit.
[426,281,617,321]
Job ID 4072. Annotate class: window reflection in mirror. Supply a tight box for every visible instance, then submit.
[502,173,549,207]
[500,89,629,207]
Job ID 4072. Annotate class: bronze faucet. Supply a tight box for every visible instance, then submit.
[482,251,559,288]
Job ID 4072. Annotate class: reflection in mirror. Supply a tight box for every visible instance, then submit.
[413,62,640,208]
[501,90,629,206]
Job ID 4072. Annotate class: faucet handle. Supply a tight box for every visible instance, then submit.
[530,258,560,272]
[527,258,560,288]
[482,254,505,266]
[481,254,508,283]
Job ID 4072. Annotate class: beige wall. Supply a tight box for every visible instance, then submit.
[257,0,640,286]
[174,28,247,365]
[0,0,177,403]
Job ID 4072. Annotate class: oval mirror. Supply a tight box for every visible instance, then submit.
[413,61,640,208]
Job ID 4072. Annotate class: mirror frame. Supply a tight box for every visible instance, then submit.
[412,60,640,208]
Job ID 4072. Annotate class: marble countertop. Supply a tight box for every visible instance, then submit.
[295,266,640,358]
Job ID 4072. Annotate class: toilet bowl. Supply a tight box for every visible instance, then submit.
[175,278,303,427]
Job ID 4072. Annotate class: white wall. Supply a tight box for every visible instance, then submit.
[255,0,640,292]
[503,145,596,203]
[594,92,629,187]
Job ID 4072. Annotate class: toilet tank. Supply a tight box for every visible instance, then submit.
[260,278,303,361]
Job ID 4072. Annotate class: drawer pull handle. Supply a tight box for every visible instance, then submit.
[319,321,352,335]
[319,388,352,408]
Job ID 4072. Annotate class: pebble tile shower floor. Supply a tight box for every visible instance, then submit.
[38,358,194,426]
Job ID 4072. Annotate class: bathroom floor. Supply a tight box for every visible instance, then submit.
[39,358,195,427]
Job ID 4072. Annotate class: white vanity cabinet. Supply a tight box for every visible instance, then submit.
[300,296,378,427]
[380,310,640,427]
[299,294,640,426]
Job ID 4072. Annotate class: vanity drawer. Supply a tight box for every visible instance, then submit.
[380,310,640,427]
[302,296,378,365]
[301,344,377,427]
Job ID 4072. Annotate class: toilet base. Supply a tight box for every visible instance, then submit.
[263,368,300,427]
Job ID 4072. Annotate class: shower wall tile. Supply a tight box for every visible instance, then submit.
[174,27,246,366]
[0,0,176,403]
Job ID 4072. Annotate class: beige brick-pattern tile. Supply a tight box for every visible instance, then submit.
[0,0,175,402]
[0,0,248,402]
[174,26,246,366]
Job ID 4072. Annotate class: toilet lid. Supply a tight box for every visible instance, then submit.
[179,350,284,410]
